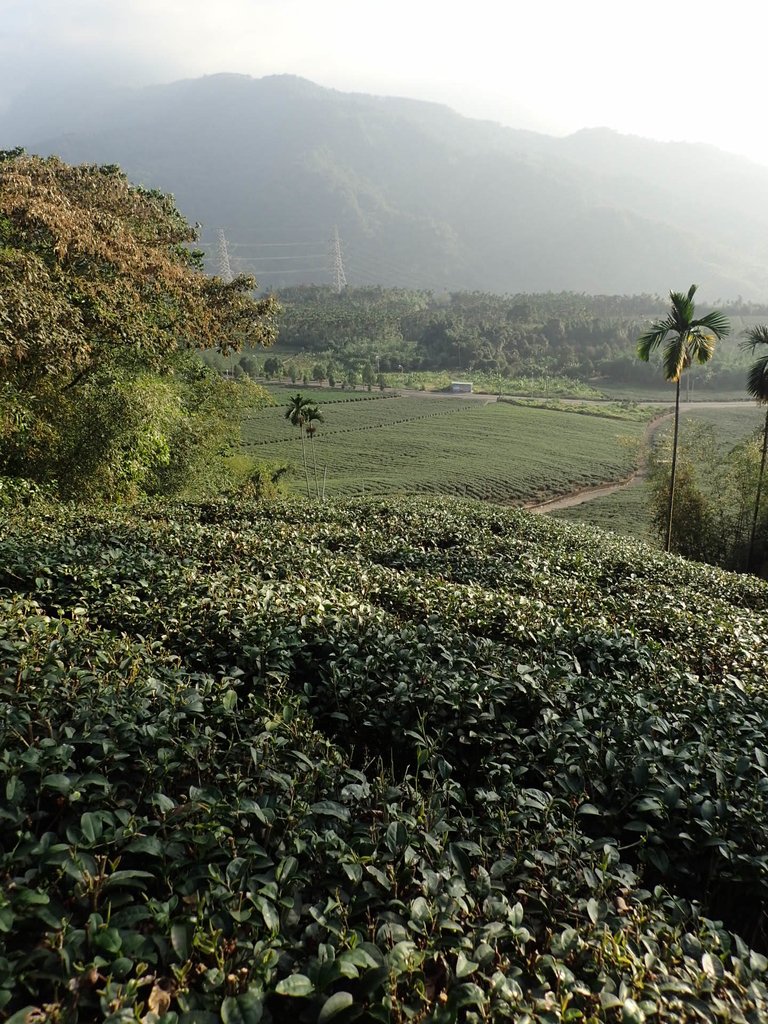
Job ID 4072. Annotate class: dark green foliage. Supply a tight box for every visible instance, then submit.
[647,420,768,574]
[1,498,768,1021]
[742,326,768,572]
[648,461,713,562]
[271,286,762,398]
[275,286,650,381]
[2,359,273,501]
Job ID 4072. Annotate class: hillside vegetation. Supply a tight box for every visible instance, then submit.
[265,287,766,387]
[2,496,768,1022]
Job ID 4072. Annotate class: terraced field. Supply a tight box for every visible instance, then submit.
[243,396,647,502]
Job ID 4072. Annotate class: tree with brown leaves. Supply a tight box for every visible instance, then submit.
[0,151,279,499]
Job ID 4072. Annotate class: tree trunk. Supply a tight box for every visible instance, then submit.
[300,428,311,499]
[665,378,681,553]
[747,407,768,571]
[310,435,320,499]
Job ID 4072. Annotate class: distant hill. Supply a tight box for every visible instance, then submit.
[4,73,768,299]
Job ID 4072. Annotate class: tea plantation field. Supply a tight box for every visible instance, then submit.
[243,397,648,502]
[2,497,768,1022]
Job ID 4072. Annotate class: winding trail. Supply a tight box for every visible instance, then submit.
[525,400,751,514]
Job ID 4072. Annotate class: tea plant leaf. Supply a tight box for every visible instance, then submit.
[317,991,354,1023]
[275,974,314,997]
[455,952,478,978]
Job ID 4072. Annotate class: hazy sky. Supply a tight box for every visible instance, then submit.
[4,0,768,164]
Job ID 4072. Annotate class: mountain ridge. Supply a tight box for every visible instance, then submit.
[3,73,767,299]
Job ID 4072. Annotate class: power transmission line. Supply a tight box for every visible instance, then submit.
[196,234,331,285]
[228,241,320,249]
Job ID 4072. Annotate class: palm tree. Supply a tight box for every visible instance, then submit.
[742,325,768,571]
[284,392,312,498]
[304,405,324,499]
[637,285,730,553]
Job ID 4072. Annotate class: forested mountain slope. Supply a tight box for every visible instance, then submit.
[4,73,768,297]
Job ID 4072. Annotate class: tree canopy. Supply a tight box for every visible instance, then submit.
[0,150,278,390]
[0,151,279,499]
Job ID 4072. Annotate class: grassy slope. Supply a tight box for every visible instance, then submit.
[244,396,647,502]
[2,496,768,1021]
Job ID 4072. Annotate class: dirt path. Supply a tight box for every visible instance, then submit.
[525,400,752,514]
[526,473,648,513]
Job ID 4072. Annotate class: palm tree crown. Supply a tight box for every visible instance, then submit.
[637,285,730,380]
[284,392,312,429]
[304,405,324,435]
[743,325,768,404]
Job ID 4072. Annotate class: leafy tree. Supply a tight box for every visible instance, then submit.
[637,285,729,552]
[239,353,258,377]
[646,418,765,573]
[263,356,282,379]
[361,362,376,388]
[0,151,277,390]
[0,355,271,501]
[648,443,713,562]
[0,151,278,498]
[284,392,312,498]
[742,325,768,571]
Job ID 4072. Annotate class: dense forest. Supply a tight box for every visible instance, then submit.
[256,286,768,387]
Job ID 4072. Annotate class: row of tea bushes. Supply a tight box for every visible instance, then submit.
[1,496,767,1021]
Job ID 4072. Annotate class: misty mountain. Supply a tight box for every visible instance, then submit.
[4,73,768,299]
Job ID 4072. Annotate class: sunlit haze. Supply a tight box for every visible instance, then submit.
[3,0,768,165]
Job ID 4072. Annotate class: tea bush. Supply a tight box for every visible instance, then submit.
[1,497,767,1022]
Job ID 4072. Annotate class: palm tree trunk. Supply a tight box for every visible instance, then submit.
[310,436,320,499]
[747,407,768,571]
[665,377,682,553]
[300,428,311,499]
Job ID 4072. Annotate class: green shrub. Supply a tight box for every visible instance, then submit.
[1,497,767,1020]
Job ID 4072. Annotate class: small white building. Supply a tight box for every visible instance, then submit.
[450,381,473,394]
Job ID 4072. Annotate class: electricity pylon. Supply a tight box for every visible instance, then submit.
[330,226,347,293]
[216,228,234,283]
